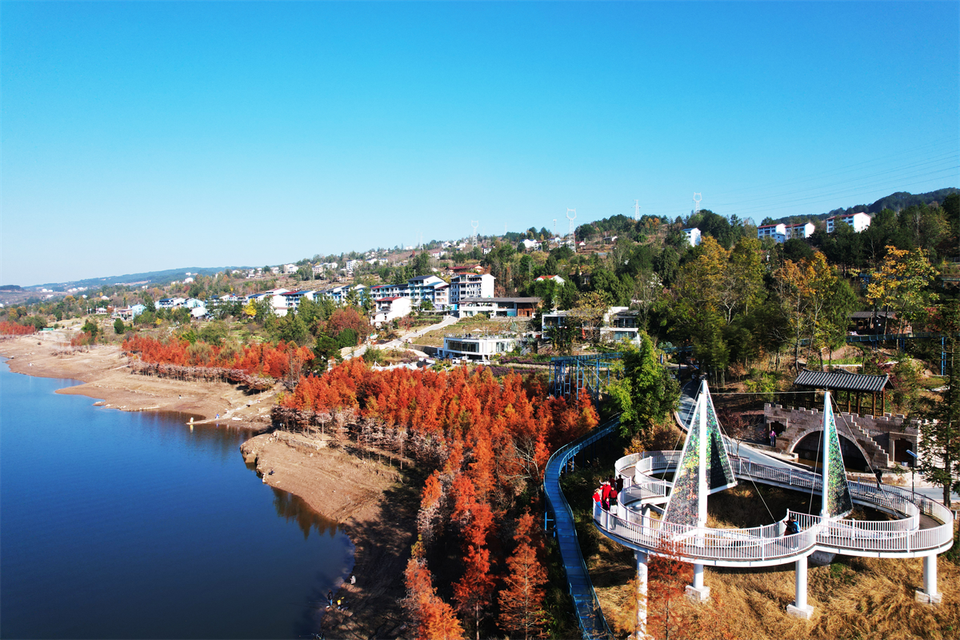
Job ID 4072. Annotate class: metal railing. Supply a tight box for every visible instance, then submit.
[544,417,619,640]
[593,450,955,564]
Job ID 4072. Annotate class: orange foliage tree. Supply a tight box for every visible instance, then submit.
[123,335,313,380]
[498,511,549,640]
[0,321,36,335]
[404,540,465,640]
[282,360,600,635]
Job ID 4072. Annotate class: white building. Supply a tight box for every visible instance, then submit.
[521,238,542,251]
[826,212,871,233]
[541,306,640,345]
[373,297,412,325]
[682,228,702,247]
[784,222,815,240]
[757,223,787,243]
[440,335,519,362]
[449,273,495,305]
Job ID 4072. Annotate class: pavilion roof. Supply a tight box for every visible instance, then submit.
[794,369,888,393]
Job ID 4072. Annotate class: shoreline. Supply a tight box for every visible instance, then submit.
[1,333,413,638]
[0,334,274,429]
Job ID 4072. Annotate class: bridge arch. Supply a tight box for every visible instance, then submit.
[790,429,869,471]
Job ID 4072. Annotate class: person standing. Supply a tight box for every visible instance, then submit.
[769,428,777,448]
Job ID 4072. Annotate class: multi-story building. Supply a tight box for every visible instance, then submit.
[757,223,787,243]
[682,228,702,247]
[826,212,871,233]
[369,275,450,309]
[455,297,540,318]
[784,222,815,240]
[449,273,495,306]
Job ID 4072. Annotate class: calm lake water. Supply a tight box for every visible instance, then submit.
[0,359,353,639]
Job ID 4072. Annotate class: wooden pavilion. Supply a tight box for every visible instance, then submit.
[793,369,889,417]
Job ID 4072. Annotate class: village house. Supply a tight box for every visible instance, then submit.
[440,334,519,362]
[373,297,412,325]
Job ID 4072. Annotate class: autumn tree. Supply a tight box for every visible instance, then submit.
[647,543,693,640]
[567,291,609,346]
[404,540,465,640]
[865,246,938,335]
[498,512,549,640]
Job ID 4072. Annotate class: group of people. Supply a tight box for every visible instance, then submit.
[592,476,623,517]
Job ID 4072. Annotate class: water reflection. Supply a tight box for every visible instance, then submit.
[271,487,342,540]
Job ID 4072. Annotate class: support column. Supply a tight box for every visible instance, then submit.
[636,551,651,640]
[787,555,814,619]
[916,553,942,604]
[685,563,710,602]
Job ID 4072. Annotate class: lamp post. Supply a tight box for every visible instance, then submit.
[906,449,917,501]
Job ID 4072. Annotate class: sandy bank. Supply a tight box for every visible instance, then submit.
[0,333,275,429]
[242,432,419,639]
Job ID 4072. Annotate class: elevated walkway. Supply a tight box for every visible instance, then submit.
[600,451,954,567]
[543,417,619,640]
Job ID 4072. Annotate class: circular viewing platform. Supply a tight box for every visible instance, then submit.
[594,450,955,568]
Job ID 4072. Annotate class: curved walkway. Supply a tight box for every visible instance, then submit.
[598,451,954,567]
[543,417,619,640]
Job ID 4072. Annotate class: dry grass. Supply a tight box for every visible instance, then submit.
[590,484,960,640]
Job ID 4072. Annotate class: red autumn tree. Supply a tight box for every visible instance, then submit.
[498,511,549,640]
[404,540,464,640]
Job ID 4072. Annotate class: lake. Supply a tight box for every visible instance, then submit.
[0,358,353,639]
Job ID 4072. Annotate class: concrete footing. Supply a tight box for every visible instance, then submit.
[915,590,943,605]
[786,603,815,619]
[685,585,711,602]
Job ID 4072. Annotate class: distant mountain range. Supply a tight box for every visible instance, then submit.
[29,267,243,292]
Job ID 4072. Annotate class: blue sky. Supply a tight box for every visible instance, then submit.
[3,1,958,286]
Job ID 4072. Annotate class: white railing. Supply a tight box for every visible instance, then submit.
[595,450,956,561]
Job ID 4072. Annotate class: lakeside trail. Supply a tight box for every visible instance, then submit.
[1,332,416,638]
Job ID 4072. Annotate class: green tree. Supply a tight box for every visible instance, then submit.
[312,334,341,371]
[919,300,960,508]
[607,332,679,439]
[113,318,125,335]
[81,319,101,340]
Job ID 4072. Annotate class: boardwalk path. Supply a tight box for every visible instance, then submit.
[543,416,619,640]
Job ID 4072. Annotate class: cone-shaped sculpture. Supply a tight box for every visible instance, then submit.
[663,381,737,527]
[821,391,853,519]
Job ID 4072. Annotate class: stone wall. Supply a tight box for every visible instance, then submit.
[764,404,919,470]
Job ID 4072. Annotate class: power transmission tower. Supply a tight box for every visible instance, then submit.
[567,208,577,253]
[634,199,641,221]
[693,193,702,215]
[471,221,479,248]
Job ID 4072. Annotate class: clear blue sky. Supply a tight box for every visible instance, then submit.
[3,1,958,286]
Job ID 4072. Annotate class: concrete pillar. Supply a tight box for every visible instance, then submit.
[916,553,942,605]
[787,555,814,619]
[685,563,710,602]
[636,551,650,640]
